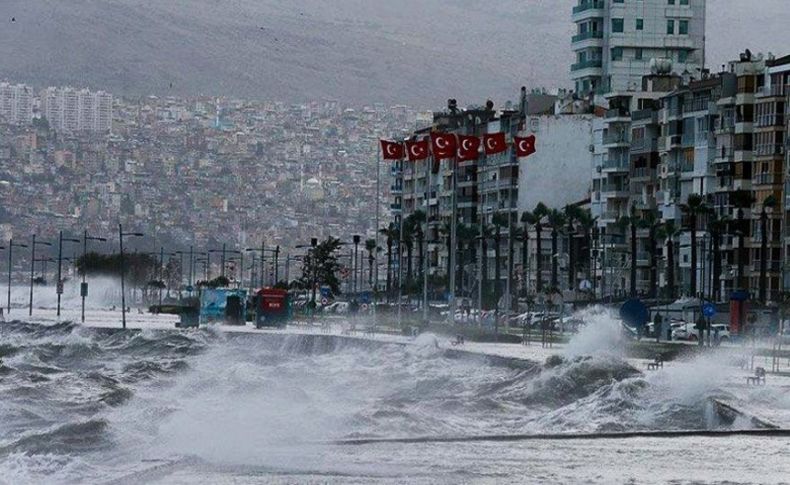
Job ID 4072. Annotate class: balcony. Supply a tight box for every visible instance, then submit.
[753,172,782,186]
[601,184,629,199]
[571,59,603,71]
[390,185,402,194]
[603,132,630,146]
[571,30,603,44]
[760,84,789,98]
[605,107,630,120]
[572,0,605,21]
[602,157,629,172]
[600,211,621,222]
[683,98,711,114]
[479,178,518,192]
[755,114,785,128]
[390,203,402,211]
[631,167,656,180]
[755,144,785,158]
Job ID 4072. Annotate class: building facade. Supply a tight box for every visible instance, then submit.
[41,87,113,133]
[572,0,706,95]
[0,82,34,125]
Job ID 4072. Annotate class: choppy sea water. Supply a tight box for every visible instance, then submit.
[1,318,789,484]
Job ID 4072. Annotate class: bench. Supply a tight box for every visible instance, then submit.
[746,367,767,386]
[647,356,664,371]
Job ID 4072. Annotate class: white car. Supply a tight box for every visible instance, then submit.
[673,323,730,342]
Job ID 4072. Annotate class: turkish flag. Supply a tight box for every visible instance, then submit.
[430,132,457,160]
[405,139,430,161]
[483,132,507,156]
[380,140,404,160]
[457,135,481,161]
[514,135,537,157]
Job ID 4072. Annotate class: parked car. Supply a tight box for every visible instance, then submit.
[673,322,730,342]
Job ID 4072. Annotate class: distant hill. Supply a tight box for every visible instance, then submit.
[0,0,787,105]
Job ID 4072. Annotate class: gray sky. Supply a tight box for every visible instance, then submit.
[1,0,787,105]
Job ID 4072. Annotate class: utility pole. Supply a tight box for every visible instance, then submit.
[81,231,107,322]
[119,225,144,329]
[56,231,80,317]
[6,239,27,314]
[29,235,52,316]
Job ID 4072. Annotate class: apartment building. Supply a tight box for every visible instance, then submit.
[0,82,34,125]
[41,86,113,133]
[572,0,705,95]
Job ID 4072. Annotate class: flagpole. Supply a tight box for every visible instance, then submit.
[374,147,381,323]
[397,157,405,331]
[448,155,458,326]
[423,155,431,325]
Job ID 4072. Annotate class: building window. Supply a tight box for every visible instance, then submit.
[681,0,689,4]
[611,47,623,61]
[679,20,689,35]
[668,0,675,4]
[636,18,644,30]
[612,18,624,33]
[667,20,675,35]
[635,48,643,60]
[678,50,688,63]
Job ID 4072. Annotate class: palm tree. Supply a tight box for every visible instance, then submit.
[708,210,729,302]
[638,209,661,299]
[564,205,584,291]
[576,209,597,288]
[731,189,755,292]
[379,223,398,301]
[365,239,377,289]
[491,212,510,304]
[410,210,427,280]
[520,210,539,296]
[680,194,708,298]
[616,205,638,298]
[532,203,549,292]
[456,223,477,296]
[657,221,680,300]
[547,209,567,290]
[402,213,418,285]
[759,194,778,302]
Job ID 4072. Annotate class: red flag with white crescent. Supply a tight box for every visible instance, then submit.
[483,132,507,156]
[514,135,537,158]
[405,139,430,161]
[380,139,404,160]
[457,135,481,161]
[430,132,457,160]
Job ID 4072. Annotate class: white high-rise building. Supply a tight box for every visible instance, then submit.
[0,82,34,125]
[571,0,706,95]
[41,86,113,133]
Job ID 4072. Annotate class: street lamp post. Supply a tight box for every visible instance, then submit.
[352,235,361,296]
[209,246,242,283]
[57,231,81,317]
[80,231,107,323]
[29,235,53,316]
[119,224,144,329]
[5,239,28,314]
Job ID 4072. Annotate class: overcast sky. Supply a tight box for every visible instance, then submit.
[1,0,787,106]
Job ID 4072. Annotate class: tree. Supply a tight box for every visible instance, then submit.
[547,209,567,290]
[759,194,778,302]
[680,194,708,298]
[575,209,597,288]
[299,237,343,295]
[456,223,477,296]
[491,212,510,304]
[410,210,427,280]
[563,205,583,291]
[616,205,638,298]
[532,203,550,293]
[379,223,399,301]
[520,210,539,297]
[638,209,661,299]
[365,238,378,289]
[402,214,418,285]
[708,210,729,302]
[657,221,680,300]
[731,190,755,291]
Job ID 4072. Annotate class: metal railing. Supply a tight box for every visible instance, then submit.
[573,0,605,14]
[571,59,603,71]
[572,31,604,43]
